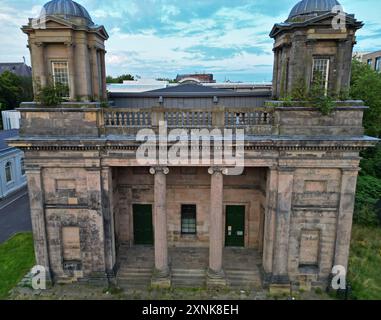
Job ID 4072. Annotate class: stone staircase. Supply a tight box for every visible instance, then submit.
[225,269,262,289]
[117,267,152,288]
[117,267,262,289]
[171,268,206,288]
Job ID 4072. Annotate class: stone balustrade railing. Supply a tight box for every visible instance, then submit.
[102,107,275,135]
[16,101,368,138]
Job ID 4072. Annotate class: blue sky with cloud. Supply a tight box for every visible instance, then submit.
[0,0,380,82]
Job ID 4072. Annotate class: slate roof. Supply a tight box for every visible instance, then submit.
[0,63,32,78]
[0,130,19,153]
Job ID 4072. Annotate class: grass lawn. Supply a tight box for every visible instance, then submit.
[348,225,381,300]
[0,232,35,299]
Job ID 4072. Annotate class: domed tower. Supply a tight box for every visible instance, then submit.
[270,0,363,99]
[22,0,109,102]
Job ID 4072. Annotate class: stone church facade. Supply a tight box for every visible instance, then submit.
[9,0,378,292]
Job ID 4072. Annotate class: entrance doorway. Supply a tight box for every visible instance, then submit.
[133,204,154,245]
[225,205,245,247]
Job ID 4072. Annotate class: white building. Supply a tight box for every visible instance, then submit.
[0,130,27,199]
[2,110,21,130]
[107,79,169,93]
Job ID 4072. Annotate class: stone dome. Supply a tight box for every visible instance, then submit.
[40,0,94,25]
[288,0,341,20]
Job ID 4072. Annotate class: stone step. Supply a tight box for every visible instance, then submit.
[172,269,206,276]
[118,268,152,274]
[171,268,206,288]
[225,269,262,289]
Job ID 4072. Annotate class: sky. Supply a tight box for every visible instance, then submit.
[0,0,380,82]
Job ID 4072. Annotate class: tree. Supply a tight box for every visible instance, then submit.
[350,59,381,226]
[106,74,135,84]
[350,59,381,138]
[0,71,33,110]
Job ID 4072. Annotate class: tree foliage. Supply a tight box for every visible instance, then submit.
[354,175,381,226]
[106,74,134,84]
[350,59,381,138]
[0,71,33,110]
[350,59,381,226]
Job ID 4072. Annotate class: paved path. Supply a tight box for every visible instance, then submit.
[0,187,32,243]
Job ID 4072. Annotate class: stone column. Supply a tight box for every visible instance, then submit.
[334,168,359,270]
[150,167,171,288]
[26,166,51,280]
[335,39,347,95]
[262,167,278,275]
[207,167,227,286]
[76,37,92,100]
[101,167,116,280]
[66,42,76,100]
[271,167,294,290]
[99,50,107,100]
[32,42,47,89]
[90,46,100,100]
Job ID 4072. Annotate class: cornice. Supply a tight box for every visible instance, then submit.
[15,144,372,153]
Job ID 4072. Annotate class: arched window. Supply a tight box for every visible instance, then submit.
[5,161,13,183]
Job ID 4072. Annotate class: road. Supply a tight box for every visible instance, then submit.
[0,187,32,243]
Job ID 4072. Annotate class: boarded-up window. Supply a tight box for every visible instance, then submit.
[304,181,327,193]
[56,179,76,191]
[299,230,320,266]
[62,227,81,261]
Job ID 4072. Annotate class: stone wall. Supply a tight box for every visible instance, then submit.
[29,163,109,282]
[19,104,101,137]
[288,168,342,286]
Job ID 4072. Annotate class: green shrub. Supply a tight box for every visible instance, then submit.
[35,83,68,106]
[354,175,381,226]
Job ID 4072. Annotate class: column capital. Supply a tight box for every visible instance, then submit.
[341,167,360,175]
[277,166,295,173]
[150,167,169,175]
[208,167,228,175]
[34,41,46,48]
[64,41,76,48]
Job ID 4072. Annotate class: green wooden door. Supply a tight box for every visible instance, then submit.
[225,205,245,247]
[133,204,154,245]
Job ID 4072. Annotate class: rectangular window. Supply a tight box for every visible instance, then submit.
[5,162,12,183]
[312,58,330,95]
[181,205,197,235]
[375,57,381,72]
[20,158,25,176]
[367,59,373,66]
[52,61,70,97]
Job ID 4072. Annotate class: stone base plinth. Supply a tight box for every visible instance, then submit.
[206,269,227,288]
[151,269,171,289]
[269,283,291,295]
[151,277,171,289]
[269,275,291,295]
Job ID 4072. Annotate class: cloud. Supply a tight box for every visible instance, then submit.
[0,0,380,82]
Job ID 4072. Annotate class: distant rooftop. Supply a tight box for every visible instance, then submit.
[0,63,32,78]
[147,84,229,94]
[0,130,19,152]
[176,73,215,84]
[107,79,169,93]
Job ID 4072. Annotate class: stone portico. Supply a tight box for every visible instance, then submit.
[9,103,378,291]
[9,0,379,293]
